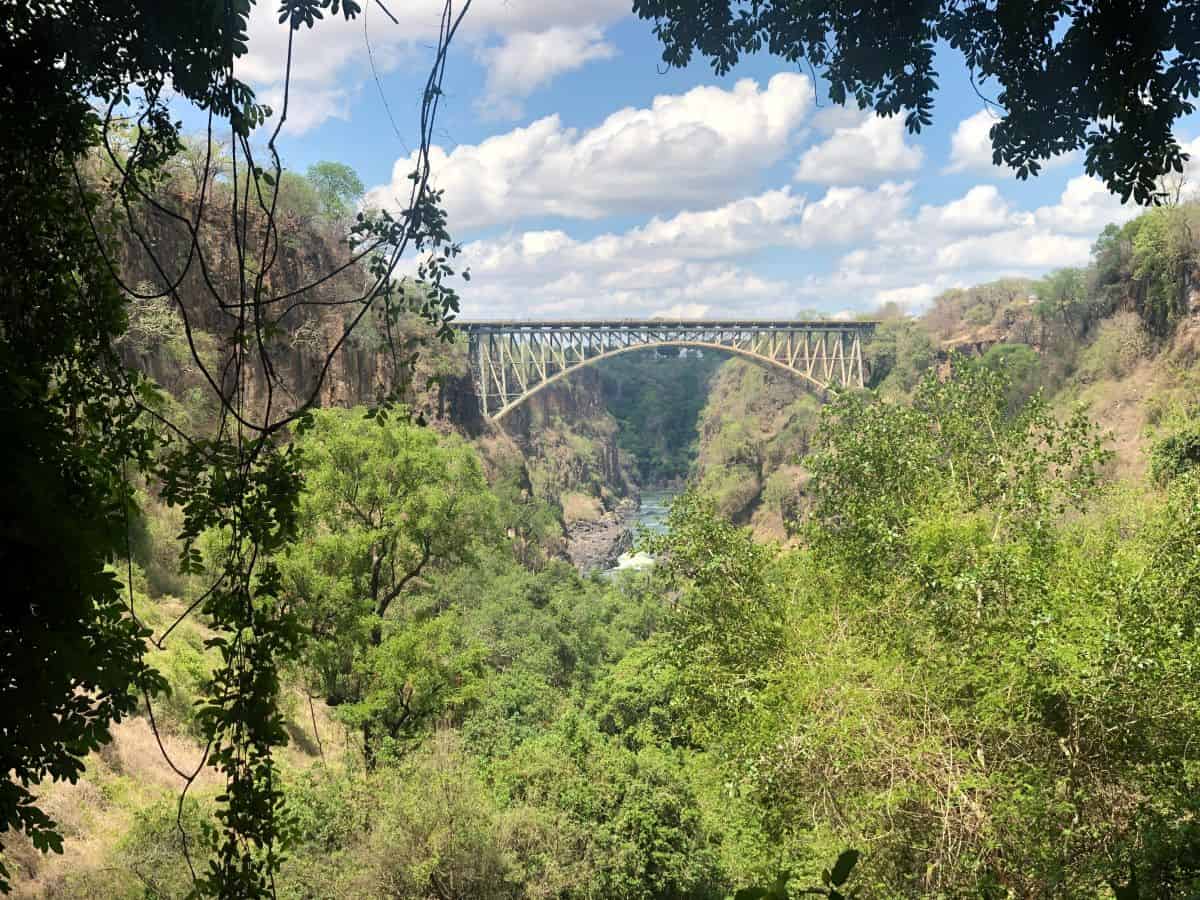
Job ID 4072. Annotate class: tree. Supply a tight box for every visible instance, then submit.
[1128,205,1198,336]
[632,0,1200,203]
[173,134,231,196]
[269,170,324,221]
[981,342,1042,412]
[307,160,365,222]
[863,316,937,397]
[644,492,785,736]
[280,408,498,758]
[806,356,1111,592]
[1,1,471,893]
[0,2,236,888]
[1033,267,1104,339]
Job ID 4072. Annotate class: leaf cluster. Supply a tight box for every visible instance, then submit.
[633,0,1200,204]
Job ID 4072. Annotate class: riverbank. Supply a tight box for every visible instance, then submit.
[564,497,638,571]
[563,487,681,573]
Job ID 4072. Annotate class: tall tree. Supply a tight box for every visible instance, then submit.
[0,1,471,894]
[280,408,498,759]
[632,0,1200,204]
[307,160,366,222]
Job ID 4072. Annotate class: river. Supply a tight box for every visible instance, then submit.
[605,487,678,574]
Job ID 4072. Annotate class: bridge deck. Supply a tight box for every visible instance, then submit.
[455,319,879,330]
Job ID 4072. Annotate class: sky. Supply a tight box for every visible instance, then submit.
[220,0,1200,321]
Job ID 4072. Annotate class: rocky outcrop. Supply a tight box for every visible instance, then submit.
[115,199,489,436]
[564,498,637,572]
[115,200,637,559]
[502,367,636,512]
[692,359,822,539]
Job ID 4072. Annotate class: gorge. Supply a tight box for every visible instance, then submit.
[9,171,1200,900]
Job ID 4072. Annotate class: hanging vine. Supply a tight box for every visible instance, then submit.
[35,1,473,895]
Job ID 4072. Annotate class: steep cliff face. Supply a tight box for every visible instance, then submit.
[114,199,639,539]
[501,368,636,520]
[693,360,821,539]
[116,201,491,435]
[596,349,723,485]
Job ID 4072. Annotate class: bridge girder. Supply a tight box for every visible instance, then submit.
[455,320,876,422]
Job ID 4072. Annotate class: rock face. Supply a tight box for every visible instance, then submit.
[116,201,639,562]
[502,367,637,512]
[564,497,638,572]
[693,359,822,539]
[115,200,489,436]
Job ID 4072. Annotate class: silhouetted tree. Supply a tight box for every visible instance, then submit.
[633,0,1200,204]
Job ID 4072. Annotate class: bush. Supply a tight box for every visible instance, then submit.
[1149,420,1200,485]
[1079,311,1151,380]
[117,795,216,898]
[370,735,523,898]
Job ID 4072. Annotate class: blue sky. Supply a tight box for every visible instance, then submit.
[228,0,1200,320]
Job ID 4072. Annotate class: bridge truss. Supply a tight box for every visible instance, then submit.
[457,319,876,422]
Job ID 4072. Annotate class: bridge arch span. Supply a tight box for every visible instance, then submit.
[490,340,827,422]
[456,319,876,424]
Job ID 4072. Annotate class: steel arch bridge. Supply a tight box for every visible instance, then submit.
[455,319,877,422]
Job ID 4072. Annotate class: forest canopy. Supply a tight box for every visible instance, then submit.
[4,1,1200,897]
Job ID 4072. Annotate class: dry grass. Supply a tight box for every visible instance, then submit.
[561,491,603,524]
[5,678,343,896]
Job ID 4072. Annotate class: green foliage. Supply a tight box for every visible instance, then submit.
[117,795,217,898]
[807,356,1110,589]
[980,342,1042,411]
[633,0,1200,203]
[1127,206,1198,336]
[0,101,166,889]
[495,714,723,899]
[924,277,1034,340]
[645,493,784,736]
[1078,311,1151,380]
[864,316,937,397]
[270,171,323,221]
[598,350,723,483]
[1034,267,1111,338]
[693,359,821,526]
[734,851,861,900]
[1149,419,1200,485]
[144,612,217,739]
[306,160,365,222]
[281,407,498,755]
[0,1,395,893]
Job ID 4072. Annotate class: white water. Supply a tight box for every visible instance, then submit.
[607,487,678,573]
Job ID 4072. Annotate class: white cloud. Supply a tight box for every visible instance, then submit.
[794,179,1122,311]
[235,0,630,133]
[913,185,1028,234]
[798,182,913,244]
[477,26,616,118]
[944,110,998,175]
[793,114,922,184]
[945,108,1080,177]
[413,181,911,319]
[651,303,712,319]
[1182,135,1200,177]
[932,229,1093,270]
[258,83,352,134]
[873,283,943,313]
[367,74,815,230]
[615,189,806,259]
[1162,134,1200,201]
[431,175,1132,318]
[1033,175,1138,234]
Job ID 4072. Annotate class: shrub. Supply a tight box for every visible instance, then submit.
[1079,311,1151,380]
[1149,420,1200,485]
